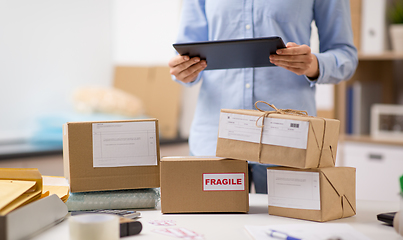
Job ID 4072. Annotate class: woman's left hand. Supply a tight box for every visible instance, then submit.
[269,42,319,79]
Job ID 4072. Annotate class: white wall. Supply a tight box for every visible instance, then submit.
[112,0,182,65]
[0,0,113,141]
[0,0,189,142]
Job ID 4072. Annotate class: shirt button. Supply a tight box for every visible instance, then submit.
[245,83,251,89]
[245,24,251,30]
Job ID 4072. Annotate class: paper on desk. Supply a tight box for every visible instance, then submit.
[245,223,371,240]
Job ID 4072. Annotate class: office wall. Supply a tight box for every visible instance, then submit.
[0,0,185,142]
[112,0,182,65]
[0,0,113,141]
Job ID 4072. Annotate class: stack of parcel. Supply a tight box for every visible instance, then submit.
[215,101,356,222]
[63,119,160,211]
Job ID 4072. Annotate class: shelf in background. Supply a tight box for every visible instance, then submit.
[358,51,403,60]
[341,134,403,146]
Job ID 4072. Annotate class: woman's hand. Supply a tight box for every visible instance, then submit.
[269,42,319,79]
[168,55,207,83]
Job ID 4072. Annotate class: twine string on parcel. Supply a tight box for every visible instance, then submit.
[254,101,310,162]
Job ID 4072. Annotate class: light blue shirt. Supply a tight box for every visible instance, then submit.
[174,0,358,156]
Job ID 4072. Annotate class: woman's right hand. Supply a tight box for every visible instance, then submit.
[168,55,207,83]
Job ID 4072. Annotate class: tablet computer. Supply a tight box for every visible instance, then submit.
[173,36,286,70]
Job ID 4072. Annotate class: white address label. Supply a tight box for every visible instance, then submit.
[203,173,245,191]
[219,112,309,149]
[267,169,321,210]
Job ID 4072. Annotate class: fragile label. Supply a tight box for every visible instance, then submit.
[267,169,320,210]
[203,173,245,191]
[218,112,309,149]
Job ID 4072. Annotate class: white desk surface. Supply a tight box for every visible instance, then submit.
[32,194,402,240]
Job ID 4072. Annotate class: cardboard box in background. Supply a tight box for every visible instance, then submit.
[216,109,340,169]
[63,119,160,193]
[160,156,249,213]
[267,167,356,222]
[114,66,182,139]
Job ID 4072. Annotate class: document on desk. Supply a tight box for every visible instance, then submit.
[244,223,371,240]
[92,122,157,167]
[267,169,320,210]
[219,112,309,149]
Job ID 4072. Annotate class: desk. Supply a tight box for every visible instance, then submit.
[31,194,402,240]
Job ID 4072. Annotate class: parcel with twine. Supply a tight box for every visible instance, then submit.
[216,101,340,169]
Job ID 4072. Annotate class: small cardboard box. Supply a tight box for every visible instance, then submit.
[267,167,356,222]
[160,156,249,213]
[63,119,160,193]
[216,109,340,168]
[114,66,182,139]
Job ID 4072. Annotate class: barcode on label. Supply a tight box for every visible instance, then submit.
[290,123,299,128]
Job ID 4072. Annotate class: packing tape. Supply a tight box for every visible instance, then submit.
[69,214,119,240]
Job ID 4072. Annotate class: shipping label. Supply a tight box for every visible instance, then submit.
[218,112,309,149]
[92,122,157,167]
[267,169,320,210]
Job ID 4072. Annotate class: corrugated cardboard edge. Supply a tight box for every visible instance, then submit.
[267,167,356,222]
[62,123,70,184]
[64,119,160,193]
[160,157,249,214]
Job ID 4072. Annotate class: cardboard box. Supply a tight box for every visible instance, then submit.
[113,66,182,139]
[63,119,160,193]
[267,167,356,222]
[160,156,249,213]
[216,109,340,169]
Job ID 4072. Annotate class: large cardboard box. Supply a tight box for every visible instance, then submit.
[216,109,340,169]
[267,167,356,222]
[160,156,249,213]
[63,119,160,193]
[113,66,182,139]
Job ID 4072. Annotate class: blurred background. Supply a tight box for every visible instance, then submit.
[0,0,403,202]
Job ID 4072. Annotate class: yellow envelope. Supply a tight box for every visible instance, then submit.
[0,168,43,215]
[0,180,36,210]
[42,176,70,203]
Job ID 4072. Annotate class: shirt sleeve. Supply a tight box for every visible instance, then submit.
[310,0,358,85]
[172,0,208,87]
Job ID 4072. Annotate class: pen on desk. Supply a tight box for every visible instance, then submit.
[266,229,302,240]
